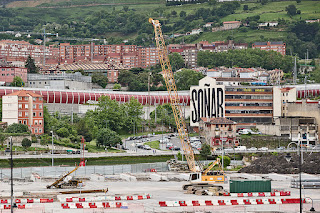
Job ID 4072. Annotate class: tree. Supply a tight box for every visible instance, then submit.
[6,123,29,133]
[113,83,121,90]
[92,73,108,88]
[76,119,92,142]
[11,76,24,87]
[171,10,177,17]
[169,53,185,72]
[286,5,297,16]
[56,127,70,138]
[22,138,31,149]
[218,156,231,168]
[174,69,204,90]
[180,11,187,17]
[296,0,301,3]
[122,97,144,132]
[96,128,122,148]
[243,5,248,10]
[200,143,211,158]
[123,6,129,12]
[25,55,38,73]
[0,133,7,147]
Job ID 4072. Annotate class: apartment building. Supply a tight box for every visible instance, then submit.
[0,67,27,85]
[252,41,286,56]
[273,87,297,118]
[225,86,274,126]
[0,40,52,64]
[2,90,44,135]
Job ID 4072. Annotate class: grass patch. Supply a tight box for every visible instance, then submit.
[0,155,174,168]
[0,146,48,151]
[145,140,160,149]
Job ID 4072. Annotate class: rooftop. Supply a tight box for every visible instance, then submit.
[200,117,237,124]
[5,89,42,97]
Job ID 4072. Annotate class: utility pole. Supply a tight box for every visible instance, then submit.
[43,28,46,66]
[148,72,151,124]
[293,57,297,85]
[51,130,54,167]
[10,136,16,212]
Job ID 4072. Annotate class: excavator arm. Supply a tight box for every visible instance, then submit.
[47,165,80,189]
[202,158,221,175]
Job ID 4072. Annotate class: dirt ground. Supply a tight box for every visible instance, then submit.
[239,153,320,174]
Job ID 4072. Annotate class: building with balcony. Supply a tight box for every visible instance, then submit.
[2,90,44,135]
[252,41,286,56]
[199,117,238,147]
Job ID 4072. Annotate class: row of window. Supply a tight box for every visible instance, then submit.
[226,110,272,114]
[18,104,42,109]
[225,95,273,100]
[225,103,273,107]
[18,97,43,101]
[19,111,43,117]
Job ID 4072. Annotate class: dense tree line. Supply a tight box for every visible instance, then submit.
[286,21,320,59]
[43,96,144,148]
[197,49,294,72]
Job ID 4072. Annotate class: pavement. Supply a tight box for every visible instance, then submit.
[0,171,320,212]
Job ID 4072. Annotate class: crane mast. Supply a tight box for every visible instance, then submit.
[149,18,199,173]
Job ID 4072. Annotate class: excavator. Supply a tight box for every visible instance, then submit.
[149,18,226,193]
[47,165,83,189]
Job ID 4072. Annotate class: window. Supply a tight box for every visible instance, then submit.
[23,120,26,125]
[33,112,36,117]
[39,120,42,125]
[25,112,28,117]
[39,128,42,133]
[33,97,36,101]
[39,97,43,101]
[34,120,38,125]
[25,104,28,109]
[24,97,28,100]
[33,105,36,109]
[18,97,22,100]
[39,104,42,109]
[18,111,22,117]
[35,128,38,133]
[39,112,42,117]
[18,104,22,109]
[19,120,22,124]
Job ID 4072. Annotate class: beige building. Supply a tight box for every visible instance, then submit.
[223,21,241,30]
[199,117,237,148]
[273,87,297,118]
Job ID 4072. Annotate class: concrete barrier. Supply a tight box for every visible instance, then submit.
[150,173,168,181]
[120,174,137,181]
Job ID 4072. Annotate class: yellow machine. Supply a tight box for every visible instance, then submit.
[47,165,82,189]
[149,18,225,184]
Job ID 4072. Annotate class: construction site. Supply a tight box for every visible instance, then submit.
[1,18,320,213]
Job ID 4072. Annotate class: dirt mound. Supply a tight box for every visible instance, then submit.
[239,153,320,174]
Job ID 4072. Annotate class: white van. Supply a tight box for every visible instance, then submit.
[235,146,247,151]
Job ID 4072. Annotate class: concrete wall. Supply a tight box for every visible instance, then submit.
[2,95,18,125]
[287,100,320,140]
[256,124,280,136]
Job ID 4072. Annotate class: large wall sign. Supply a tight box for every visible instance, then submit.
[190,77,225,126]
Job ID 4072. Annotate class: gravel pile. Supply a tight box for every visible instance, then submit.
[239,153,320,174]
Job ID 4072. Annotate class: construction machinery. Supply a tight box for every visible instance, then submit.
[149,18,226,192]
[46,165,83,189]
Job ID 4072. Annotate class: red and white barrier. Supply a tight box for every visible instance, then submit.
[0,198,53,204]
[59,194,151,202]
[228,191,291,197]
[158,198,311,207]
[61,202,128,209]
[0,204,33,209]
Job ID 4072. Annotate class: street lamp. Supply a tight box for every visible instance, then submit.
[9,136,17,212]
[285,150,302,213]
[50,130,54,167]
[305,197,315,212]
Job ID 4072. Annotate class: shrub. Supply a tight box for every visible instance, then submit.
[56,127,70,138]
[6,123,29,133]
[218,156,231,168]
[22,138,32,148]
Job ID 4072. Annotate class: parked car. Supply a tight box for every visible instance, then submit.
[258,147,269,151]
[172,146,180,151]
[276,146,285,151]
[235,146,247,151]
[143,145,152,150]
[166,143,173,148]
[248,147,258,151]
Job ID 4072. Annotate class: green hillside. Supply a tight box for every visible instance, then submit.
[0,0,319,58]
